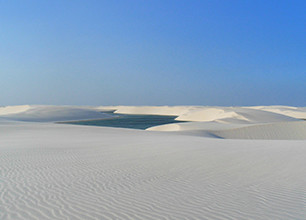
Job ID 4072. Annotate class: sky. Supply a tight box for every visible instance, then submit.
[0,0,305,106]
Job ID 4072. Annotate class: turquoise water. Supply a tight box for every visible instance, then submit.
[61,113,186,130]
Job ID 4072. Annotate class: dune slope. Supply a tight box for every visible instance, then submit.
[0,105,112,122]
[1,123,306,220]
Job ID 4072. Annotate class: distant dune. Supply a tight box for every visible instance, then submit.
[0,105,31,115]
[97,105,306,140]
[0,105,112,122]
[1,105,305,140]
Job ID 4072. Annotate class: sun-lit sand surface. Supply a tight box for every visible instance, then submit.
[1,105,306,219]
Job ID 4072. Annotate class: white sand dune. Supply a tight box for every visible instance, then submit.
[1,105,306,219]
[97,105,304,122]
[1,105,305,140]
[1,122,306,220]
[0,105,31,115]
[175,107,298,123]
[141,105,305,140]
[148,121,306,140]
[213,121,306,140]
[96,105,196,116]
[147,121,247,133]
[0,105,112,122]
[247,105,306,119]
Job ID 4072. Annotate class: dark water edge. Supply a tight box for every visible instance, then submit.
[59,113,187,130]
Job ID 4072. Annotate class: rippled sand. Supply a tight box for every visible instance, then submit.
[1,105,306,219]
[1,123,306,219]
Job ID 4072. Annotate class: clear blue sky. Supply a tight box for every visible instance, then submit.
[1,0,305,106]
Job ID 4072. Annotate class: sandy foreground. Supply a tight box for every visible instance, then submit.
[1,105,306,219]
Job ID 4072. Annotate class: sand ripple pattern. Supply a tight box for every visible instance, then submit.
[1,124,306,219]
